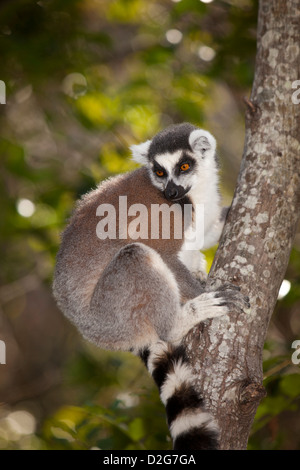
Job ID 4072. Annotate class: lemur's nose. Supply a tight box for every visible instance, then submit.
[164,181,179,201]
[168,187,178,199]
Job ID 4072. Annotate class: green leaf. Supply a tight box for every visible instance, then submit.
[127,418,145,442]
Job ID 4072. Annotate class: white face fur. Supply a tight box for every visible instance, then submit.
[131,128,217,202]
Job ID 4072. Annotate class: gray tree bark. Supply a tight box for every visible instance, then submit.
[183,0,300,449]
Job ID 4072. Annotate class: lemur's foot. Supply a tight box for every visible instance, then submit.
[207,283,250,313]
[167,285,250,344]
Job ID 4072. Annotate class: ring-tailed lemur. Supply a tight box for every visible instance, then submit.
[53,123,248,450]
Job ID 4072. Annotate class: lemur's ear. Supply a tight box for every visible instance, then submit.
[130,140,152,165]
[189,129,216,159]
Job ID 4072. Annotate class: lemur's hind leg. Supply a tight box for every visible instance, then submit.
[88,242,182,351]
[162,253,205,301]
[88,242,240,351]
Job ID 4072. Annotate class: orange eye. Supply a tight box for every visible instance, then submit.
[156,170,164,177]
[180,163,190,171]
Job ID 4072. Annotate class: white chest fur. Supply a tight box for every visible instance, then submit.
[179,167,222,278]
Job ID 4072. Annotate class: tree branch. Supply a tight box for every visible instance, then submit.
[184,0,300,450]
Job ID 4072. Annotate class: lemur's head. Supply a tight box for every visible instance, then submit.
[131,123,217,202]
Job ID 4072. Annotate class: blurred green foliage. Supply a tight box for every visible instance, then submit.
[41,349,170,450]
[0,0,299,451]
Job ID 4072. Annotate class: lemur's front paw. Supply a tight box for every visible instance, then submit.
[192,268,208,283]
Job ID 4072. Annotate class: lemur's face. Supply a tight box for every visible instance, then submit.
[131,123,217,202]
[150,150,197,201]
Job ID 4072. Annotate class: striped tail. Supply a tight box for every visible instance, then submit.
[138,341,219,450]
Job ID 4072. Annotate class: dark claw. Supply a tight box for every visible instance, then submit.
[212,282,241,292]
[207,282,250,312]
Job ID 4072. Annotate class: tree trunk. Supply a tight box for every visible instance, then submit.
[183,0,300,450]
